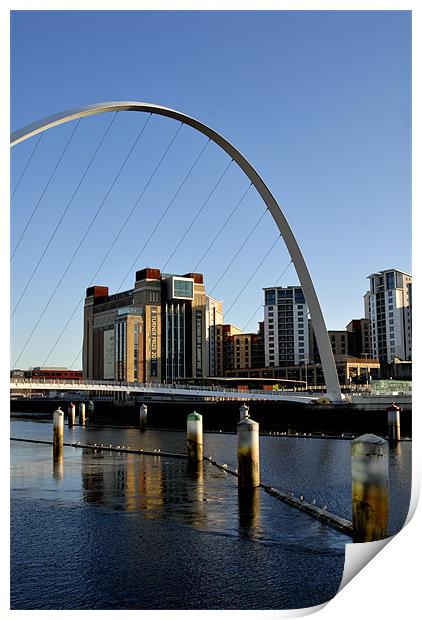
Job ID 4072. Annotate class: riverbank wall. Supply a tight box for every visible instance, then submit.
[10,398,412,437]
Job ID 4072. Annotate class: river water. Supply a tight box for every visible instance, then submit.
[10,419,411,610]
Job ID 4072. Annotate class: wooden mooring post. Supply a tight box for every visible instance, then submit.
[78,403,86,426]
[53,407,64,457]
[67,402,75,427]
[187,411,203,461]
[387,403,401,443]
[237,415,260,489]
[351,434,389,542]
[139,404,148,431]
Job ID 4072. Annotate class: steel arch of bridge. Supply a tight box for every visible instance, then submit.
[10,101,342,402]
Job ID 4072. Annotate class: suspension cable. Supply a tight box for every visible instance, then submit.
[241,259,293,332]
[192,182,252,272]
[41,121,183,367]
[117,137,210,291]
[11,120,81,261]
[161,158,233,271]
[11,131,44,200]
[224,234,281,319]
[209,208,269,295]
[69,346,82,371]
[11,112,119,318]
[12,113,153,368]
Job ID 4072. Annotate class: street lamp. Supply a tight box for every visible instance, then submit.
[301,354,308,391]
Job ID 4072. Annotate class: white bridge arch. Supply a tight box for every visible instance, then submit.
[11,101,342,402]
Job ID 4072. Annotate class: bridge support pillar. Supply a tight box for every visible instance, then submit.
[187,412,203,461]
[387,404,401,442]
[78,403,86,426]
[237,415,260,489]
[53,407,64,456]
[139,404,148,431]
[351,434,388,542]
[67,402,75,427]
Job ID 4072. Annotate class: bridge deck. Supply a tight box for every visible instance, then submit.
[10,379,319,404]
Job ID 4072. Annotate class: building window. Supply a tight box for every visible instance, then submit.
[386,272,395,290]
[173,279,193,298]
[298,329,304,334]
[388,291,393,297]
[265,290,276,305]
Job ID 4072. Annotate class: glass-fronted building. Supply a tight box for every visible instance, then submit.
[83,268,207,383]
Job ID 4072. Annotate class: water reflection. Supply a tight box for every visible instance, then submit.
[238,488,261,537]
[52,446,64,481]
[81,448,105,504]
[184,461,206,526]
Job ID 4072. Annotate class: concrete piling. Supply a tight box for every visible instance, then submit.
[237,417,260,489]
[78,403,86,426]
[139,404,148,431]
[239,403,249,421]
[187,411,203,461]
[53,407,64,457]
[67,402,75,427]
[387,403,401,442]
[351,434,389,542]
[88,400,95,415]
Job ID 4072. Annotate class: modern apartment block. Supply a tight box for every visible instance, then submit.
[365,269,412,363]
[309,327,349,363]
[205,296,224,377]
[215,324,241,373]
[218,323,265,372]
[346,318,370,358]
[83,268,207,383]
[263,286,309,366]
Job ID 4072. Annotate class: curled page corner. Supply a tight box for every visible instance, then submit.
[338,537,393,593]
[337,451,420,597]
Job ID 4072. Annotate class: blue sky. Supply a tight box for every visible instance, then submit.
[10,10,411,369]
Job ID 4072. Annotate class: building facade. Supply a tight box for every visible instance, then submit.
[346,318,370,358]
[263,286,310,367]
[205,296,224,377]
[365,269,412,363]
[83,268,207,383]
[309,326,349,363]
